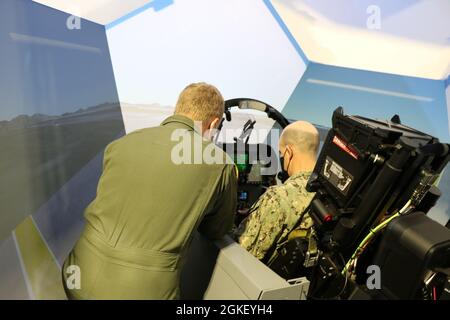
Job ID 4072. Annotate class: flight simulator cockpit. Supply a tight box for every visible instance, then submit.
[201,98,450,300]
[215,99,290,224]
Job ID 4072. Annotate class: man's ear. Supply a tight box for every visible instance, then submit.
[285,145,294,159]
[203,117,221,140]
[209,117,221,130]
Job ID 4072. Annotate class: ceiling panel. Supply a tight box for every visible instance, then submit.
[32,0,450,80]
[32,0,154,25]
[272,0,450,79]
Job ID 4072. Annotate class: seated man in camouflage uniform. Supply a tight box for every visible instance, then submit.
[235,121,319,263]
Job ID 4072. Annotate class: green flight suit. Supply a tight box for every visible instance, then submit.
[62,115,237,300]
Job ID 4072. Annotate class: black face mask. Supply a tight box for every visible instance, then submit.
[277,150,290,183]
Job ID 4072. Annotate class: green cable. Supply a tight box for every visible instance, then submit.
[341,200,412,276]
[341,212,399,275]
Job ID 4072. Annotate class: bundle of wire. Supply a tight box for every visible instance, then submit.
[342,199,413,277]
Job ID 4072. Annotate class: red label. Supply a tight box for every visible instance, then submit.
[332,135,359,160]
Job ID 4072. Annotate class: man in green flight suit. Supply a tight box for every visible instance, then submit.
[62,83,237,299]
[235,121,319,264]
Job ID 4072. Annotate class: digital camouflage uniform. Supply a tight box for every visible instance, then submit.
[235,171,315,262]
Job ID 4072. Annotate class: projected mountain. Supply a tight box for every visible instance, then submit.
[0,114,56,130]
[0,103,121,131]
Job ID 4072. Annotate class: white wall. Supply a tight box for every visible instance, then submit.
[106,0,307,136]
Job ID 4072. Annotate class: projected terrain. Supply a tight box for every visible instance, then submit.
[0,103,124,241]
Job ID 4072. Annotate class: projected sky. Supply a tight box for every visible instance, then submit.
[0,0,119,121]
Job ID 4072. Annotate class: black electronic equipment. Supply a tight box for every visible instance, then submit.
[307,108,449,254]
[218,99,450,300]
[373,211,450,299]
[271,107,450,300]
[221,141,277,225]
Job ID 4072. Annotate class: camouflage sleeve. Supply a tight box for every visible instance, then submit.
[236,187,287,260]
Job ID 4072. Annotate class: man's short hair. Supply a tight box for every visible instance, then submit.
[280,121,320,156]
[174,82,224,122]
